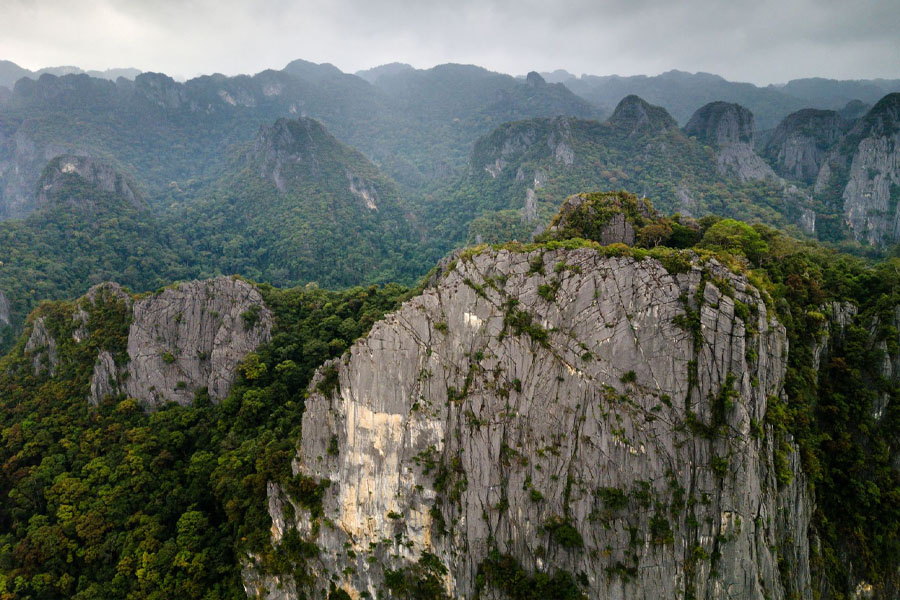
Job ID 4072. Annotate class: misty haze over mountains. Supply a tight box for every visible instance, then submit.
[3,19,900,597]
[2,56,899,129]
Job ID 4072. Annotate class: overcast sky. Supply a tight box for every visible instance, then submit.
[0,0,898,84]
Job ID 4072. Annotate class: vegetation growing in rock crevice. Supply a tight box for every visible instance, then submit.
[3,185,900,597]
[0,281,408,599]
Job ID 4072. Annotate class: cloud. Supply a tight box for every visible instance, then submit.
[0,0,896,83]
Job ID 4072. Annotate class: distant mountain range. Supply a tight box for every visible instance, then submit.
[0,59,141,89]
[1,56,900,346]
[539,69,900,129]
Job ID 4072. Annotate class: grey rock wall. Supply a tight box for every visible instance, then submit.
[117,278,272,406]
[839,131,900,246]
[253,247,812,600]
[0,289,9,326]
[764,109,848,184]
[685,101,756,146]
[36,154,142,209]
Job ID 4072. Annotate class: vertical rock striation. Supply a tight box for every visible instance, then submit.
[101,278,272,407]
[256,246,812,600]
[21,277,272,408]
[764,109,848,184]
[685,102,777,182]
[816,94,900,245]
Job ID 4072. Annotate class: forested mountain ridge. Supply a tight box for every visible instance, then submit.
[173,116,426,289]
[0,61,601,219]
[2,80,899,359]
[813,93,900,246]
[425,97,801,252]
[546,68,900,129]
[2,193,900,598]
[428,92,900,254]
[0,155,199,349]
[0,116,429,349]
[0,59,140,89]
[3,59,897,223]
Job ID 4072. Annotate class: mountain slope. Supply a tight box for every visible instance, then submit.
[247,195,900,599]
[174,117,424,289]
[0,62,606,221]
[763,109,850,184]
[560,70,807,129]
[2,196,900,598]
[424,97,799,251]
[814,93,900,245]
[557,70,900,130]
[0,155,197,348]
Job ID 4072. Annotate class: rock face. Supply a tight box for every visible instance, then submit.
[476,117,576,179]
[134,72,188,109]
[685,101,755,146]
[22,278,270,408]
[0,124,82,220]
[254,246,812,600]
[764,109,848,184]
[91,278,272,407]
[36,154,142,209]
[252,116,386,208]
[24,316,58,376]
[818,94,900,245]
[685,102,777,182]
[608,95,677,136]
[0,290,9,327]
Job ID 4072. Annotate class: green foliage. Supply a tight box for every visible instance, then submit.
[501,299,550,347]
[543,516,584,550]
[383,552,449,600]
[476,550,586,600]
[0,280,409,599]
[698,219,769,264]
[649,512,674,545]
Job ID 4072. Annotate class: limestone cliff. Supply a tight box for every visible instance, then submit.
[0,289,9,327]
[815,94,900,246]
[22,277,272,408]
[608,94,678,136]
[251,245,812,600]
[36,154,142,209]
[763,109,848,184]
[93,278,272,407]
[685,102,777,183]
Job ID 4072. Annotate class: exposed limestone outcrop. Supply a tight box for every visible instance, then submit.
[545,191,656,246]
[714,143,779,182]
[254,118,325,192]
[547,117,575,165]
[608,94,677,136]
[104,278,272,407]
[21,277,271,408]
[134,72,188,109]
[24,316,58,376]
[525,71,546,88]
[764,109,848,184]
[348,173,379,210]
[477,117,575,179]
[253,117,387,210]
[685,101,755,146]
[685,102,777,182]
[253,245,811,600]
[821,94,900,246]
[0,290,9,327]
[36,154,142,209]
